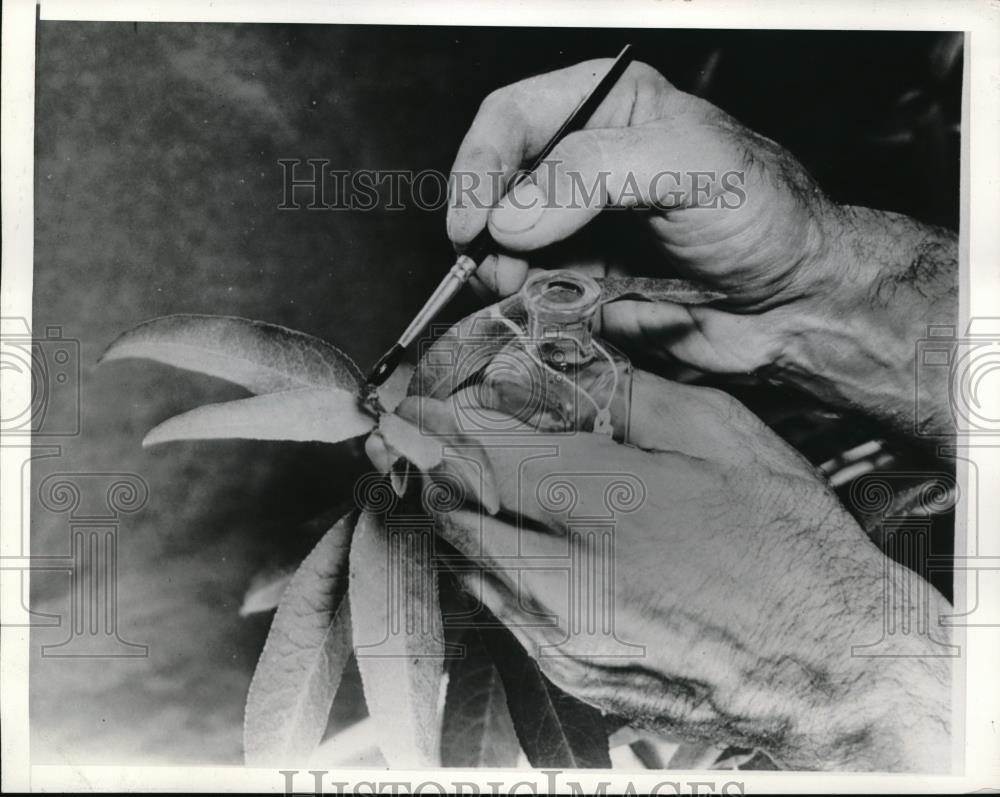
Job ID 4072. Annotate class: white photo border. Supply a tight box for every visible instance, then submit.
[2,0,997,792]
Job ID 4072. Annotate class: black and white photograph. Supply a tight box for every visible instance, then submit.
[2,0,998,793]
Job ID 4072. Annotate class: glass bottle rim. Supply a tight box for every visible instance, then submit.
[520,270,602,324]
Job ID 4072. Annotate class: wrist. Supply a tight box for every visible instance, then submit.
[762,205,957,434]
[779,555,954,772]
[790,660,952,773]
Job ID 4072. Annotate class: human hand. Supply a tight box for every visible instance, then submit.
[448,59,958,435]
[447,58,840,374]
[393,371,953,771]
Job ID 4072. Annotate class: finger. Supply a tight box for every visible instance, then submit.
[467,271,492,302]
[523,261,606,282]
[401,341,747,465]
[456,569,550,657]
[448,60,673,249]
[447,513,617,661]
[487,120,737,252]
[440,508,572,608]
[364,430,395,474]
[448,143,506,247]
[476,253,530,298]
[395,358,742,467]
[397,394,668,528]
[602,300,778,376]
[615,361,772,465]
[470,259,608,315]
[436,507,566,577]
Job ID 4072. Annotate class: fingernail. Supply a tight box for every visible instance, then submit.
[468,272,491,300]
[476,254,499,293]
[491,181,546,234]
[364,432,393,474]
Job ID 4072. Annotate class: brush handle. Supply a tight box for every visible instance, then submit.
[460,43,635,269]
[398,254,478,349]
[365,44,635,388]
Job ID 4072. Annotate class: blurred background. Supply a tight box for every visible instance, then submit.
[30,23,961,764]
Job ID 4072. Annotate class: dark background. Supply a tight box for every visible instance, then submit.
[31,23,961,764]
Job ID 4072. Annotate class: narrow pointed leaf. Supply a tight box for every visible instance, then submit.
[378,413,443,471]
[143,387,374,446]
[597,277,725,305]
[240,505,354,617]
[736,749,781,770]
[629,737,672,769]
[364,431,396,474]
[240,567,294,617]
[667,741,726,769]
[479,619,611,768]
[707,746,759,770]
[101,314,363,393]
[349,510,444,767]
[244,512,355,765]
[389,459,410,498]
[441,627,521,767]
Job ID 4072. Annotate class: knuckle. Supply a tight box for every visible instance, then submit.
[697,384,743,419]
[631,60,673,93]
[479,86,516,117]
[666,89,720,126]
[539,651,590,692]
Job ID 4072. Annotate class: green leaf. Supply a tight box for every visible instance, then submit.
[389,459,410,499]
[441,626,521,767]
[349,510,445,767]
[378,413,443,471]
[244,512,355,765]
[142,387,374,446]
[597,277,725,305]
[101,314,363,394]
[479,618,611,769]
[667,741,727,769]
[239,566,294,617]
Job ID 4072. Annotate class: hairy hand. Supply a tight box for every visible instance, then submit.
[393,371,953,771]
[448,59,958,435]
[448,58,838,374]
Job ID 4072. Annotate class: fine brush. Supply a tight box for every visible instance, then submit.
[364,43,635,389]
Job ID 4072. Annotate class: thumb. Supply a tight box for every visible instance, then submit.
[486,130,611,251]
[486,123,735,252]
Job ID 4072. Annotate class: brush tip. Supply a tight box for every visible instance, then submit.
[365,344,404,388]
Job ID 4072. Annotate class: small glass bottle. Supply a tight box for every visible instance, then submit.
[477,270,633,441]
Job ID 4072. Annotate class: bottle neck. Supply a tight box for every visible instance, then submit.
[527,313,596,364]
[521,271,601,367]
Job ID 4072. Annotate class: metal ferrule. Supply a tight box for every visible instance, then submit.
[398,254,477,347]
